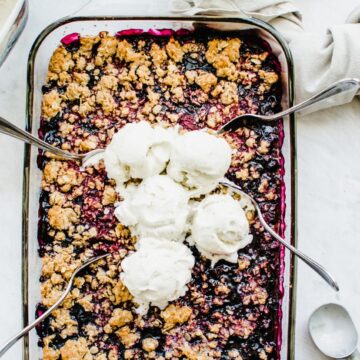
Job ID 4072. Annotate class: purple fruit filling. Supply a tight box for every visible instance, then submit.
[116,29,144,37]
[148,28,175,37]
[37,29,285,360]
[61,32,80,46]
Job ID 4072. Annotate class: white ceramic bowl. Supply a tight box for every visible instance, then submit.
[0,0,28,66]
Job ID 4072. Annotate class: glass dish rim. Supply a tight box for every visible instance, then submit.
[22,15,297,360]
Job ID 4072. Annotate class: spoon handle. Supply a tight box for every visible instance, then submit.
[0,115,80,160]
[218,78,360,134]
[0,280,72,358]
[221,180,339,292]
[253,201,339,291]
[269,78,360,120]
[0,254,109,358]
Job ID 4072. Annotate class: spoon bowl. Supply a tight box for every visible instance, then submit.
[0,115,105,167]
[309,303,359,359]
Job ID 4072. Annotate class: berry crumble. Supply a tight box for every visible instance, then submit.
[37,29,284,360]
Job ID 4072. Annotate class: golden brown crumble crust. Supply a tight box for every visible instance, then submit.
[38,30,283,360]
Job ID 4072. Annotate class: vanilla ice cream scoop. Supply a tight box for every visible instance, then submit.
[189,194,252,265]
[167,131,232,196]
[115,175,190,242]
[104,121,174,188]
[120,238,195,314]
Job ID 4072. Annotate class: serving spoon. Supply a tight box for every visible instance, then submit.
[1,79,359,166]
[218,78,360,134]
[220,178,339,291]
[309,303,359,359]
[0,253,110,358]
[0,115,104,167]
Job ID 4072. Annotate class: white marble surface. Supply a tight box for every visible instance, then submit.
[0,0,359,359]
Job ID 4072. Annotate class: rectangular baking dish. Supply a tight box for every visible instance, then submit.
[23,16,296,360]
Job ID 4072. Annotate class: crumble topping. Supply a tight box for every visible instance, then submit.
[42,90,61,119]
[48,47,74,76]
[48,205,79,230]
[95,90,116,115]
[150,43,168,66]
[161,304,192,331]
[43,160,62,183]
[98,74,118,90]
[65,82,91,101]
[43,160,82,193]
[116,39,146,63]
[74,72,90,85]
[80,135,99,152]
[78,294,94,312]
[77,36,100,58]
[194,70,218,93]
[166,38,184,63]
[116,326,140,347]
[51,308,78,337]
[212,80,239,105]
[113,280,133,304]
[37,30,283,360]
[258,70,279,93]
[95,34,118,66]
[78,97,96,116]
[206,38,241,81]
[102,186,117,205]
[60,338,92,360]
[163,63,185,89]
[142,337,159,352]
[242,286,269,305]
[43,337,60,360]
[107,308,133,329]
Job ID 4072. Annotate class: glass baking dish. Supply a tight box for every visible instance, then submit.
[23,16,296,360]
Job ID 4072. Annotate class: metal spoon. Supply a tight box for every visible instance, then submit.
[220,178,339,291]
[218,78,360,134]
[0,115,104,166]
[0,253,110,358]
[309,303,359,359]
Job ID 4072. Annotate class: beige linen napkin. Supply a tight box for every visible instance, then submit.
[171,0,302,36]
[171,0,360,110]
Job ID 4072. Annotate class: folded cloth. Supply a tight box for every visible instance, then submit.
[170,0,360,110]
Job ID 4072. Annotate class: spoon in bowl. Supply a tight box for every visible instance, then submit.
[218,78,360,134]
[309,303,359,359]
[0,253,110,358]
[0,115,104,167]
[220,178,339,292]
